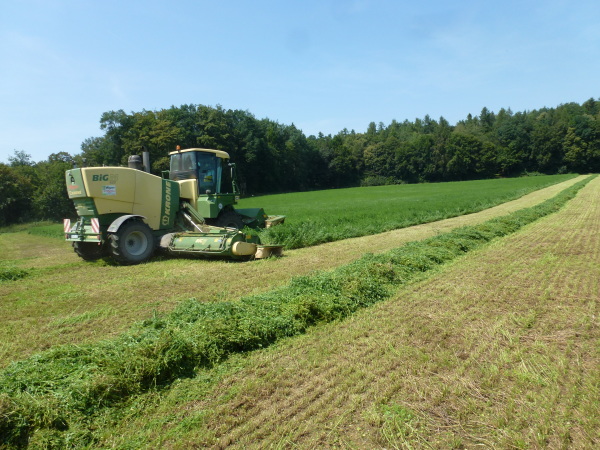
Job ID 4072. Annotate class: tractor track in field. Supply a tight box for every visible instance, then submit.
[163,175,599,448]
[0,176,588,367]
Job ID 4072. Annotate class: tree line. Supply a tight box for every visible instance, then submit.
[2,99,599,226]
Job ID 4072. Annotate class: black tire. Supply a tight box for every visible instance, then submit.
[73,242,106,261]
[216,211,245,230]
[109,220,155,265]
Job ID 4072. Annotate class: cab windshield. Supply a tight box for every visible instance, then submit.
[196,152,221,194]
[170,151,223,194]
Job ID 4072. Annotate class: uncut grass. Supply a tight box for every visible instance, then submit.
[113,175,600,449]
[0,177,584,368]
[242,174,575,248]
[0,176,593,448]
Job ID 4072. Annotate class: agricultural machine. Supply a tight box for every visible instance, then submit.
[63,147,285,264]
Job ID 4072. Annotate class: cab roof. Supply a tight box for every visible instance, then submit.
[168,148,230,159]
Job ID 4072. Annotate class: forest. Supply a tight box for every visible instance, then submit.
[1,98,599,226]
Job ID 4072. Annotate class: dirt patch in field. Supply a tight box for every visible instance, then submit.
[160,175,599,448]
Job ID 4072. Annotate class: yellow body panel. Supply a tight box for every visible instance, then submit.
[131,171,165,229]
[232,241,257,256]
[80,167,165,229]
[178,179,198,203]
[81,168,136,202]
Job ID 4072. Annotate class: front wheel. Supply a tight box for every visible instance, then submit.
[216,211,245,230]
[109,220,155,265]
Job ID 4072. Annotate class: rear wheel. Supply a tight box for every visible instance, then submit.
[73,242,106,261]
[216,211,245,230]
[109,220,155,265]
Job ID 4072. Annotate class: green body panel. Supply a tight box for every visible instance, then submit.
[159,180,180,229]
[196,193,237,218]
[65,169,87,199]
[72,197,97,217]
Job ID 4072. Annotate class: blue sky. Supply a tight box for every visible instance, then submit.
[1,0,599,164]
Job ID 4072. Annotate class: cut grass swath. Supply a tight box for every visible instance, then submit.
[0,175,593,448]
[0,266,29,282]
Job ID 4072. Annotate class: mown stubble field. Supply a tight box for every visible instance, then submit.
[107,176,599,448]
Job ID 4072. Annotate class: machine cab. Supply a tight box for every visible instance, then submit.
[169,148,231,193]
[168,148,238,219]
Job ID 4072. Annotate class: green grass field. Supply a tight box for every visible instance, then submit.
[1,174,597,448]
[240,174,576,248]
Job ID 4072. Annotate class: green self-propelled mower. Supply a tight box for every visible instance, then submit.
[64,148,285,265]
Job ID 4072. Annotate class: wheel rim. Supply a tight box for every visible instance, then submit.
[125,231,148,256]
